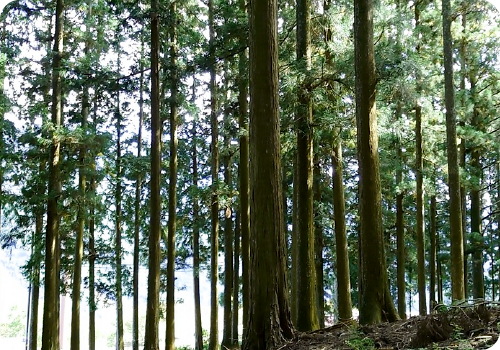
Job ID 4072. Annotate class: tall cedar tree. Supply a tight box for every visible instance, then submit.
[144,0,162,347]
[166,2,178,348]
[332,133,352,320]
[414,0,426,316]
[354,0,399,324]
[208,0,220,347]
[313,154,325,328]
[396,101,406,319]
[442,0,465,301]
[242,0,295,346]
[133,29,145,350]
[41,0,63,347]
[191,80,204,350]
[70,3,91,348]
[295,0,319,332]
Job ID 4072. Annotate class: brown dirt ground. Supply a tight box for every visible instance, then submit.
[282,305,500,350]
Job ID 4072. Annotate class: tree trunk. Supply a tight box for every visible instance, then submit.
[165,3,178,350]
[70,4,91,347]
[291,158,298,325]
[30,189,44,350]
[41,0,64,347]
[442,0,465,301]
[332,132,352,321]
[429,195,437,308]
[191,80,204,350]
[208,0,220,347]
[238,0,250,334]
[144,0,162,346]
[313,154,324,328]
[242,0,295,346]
[296,0,318,331]
[133,28,145,350]
[395,101,406,320]
[89,95,98,350]
[354,0,398,324]
[232,213,240,347]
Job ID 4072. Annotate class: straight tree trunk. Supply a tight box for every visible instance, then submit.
[191,80,204,350]
[71,4,91,347]
[232,213,240,346]
[332,132,352,321]
[296,0,318,331]
[41,0,64,347]
[208,0,220,348]
[442,0,465,301]
[133,29,145,350]
[429,195,437,308]
[414,2,426,315]
[436,230,444,303]
[354,0,398,324]
[243,0,295,344]
[291,159,298,325]
[115,49,124,350]
[470,77,484,299]
[237,0,250,334]
[222,142,234,348]
[165,3,178,350]
[395,102,406,319]
[313,154,324,328]
[89,96,98,350]
[144,0,162,346]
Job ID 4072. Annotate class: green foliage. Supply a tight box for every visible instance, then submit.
[0,306,25,338]
[346,328,376,350]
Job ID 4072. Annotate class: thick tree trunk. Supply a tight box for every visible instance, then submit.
[133,30,145,350]
[242,0,295,346]
[165,4,178,350]
[354,0,398,324]
[237,0,250,333]
[429,195,437,308]
[208,0,220,347]
[41,0,64,347]
[232,213,240,346]
[332,132,352,321]
[222,104,234,348]
[442,0,465,301]
[296,0,318,331]
[395,101,406,319]
[144,0,162,347]
[313,154,324,328]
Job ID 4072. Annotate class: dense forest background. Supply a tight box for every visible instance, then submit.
[0,0,500,349]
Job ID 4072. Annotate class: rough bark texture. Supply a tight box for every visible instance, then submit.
[291,159,298,325]
[208,0,220,347]
[166,4,178,350]
[237,0,250,333]
[191,80,204,350]
[222,98,234,348]
[332,133,352,321]
[89,101,97,350]
[442,0,465,301]
[430,195,437,307]
[232,213,240,347]
[144,0,162,347]
[242,0,295,346]
[41,0,63,348]
[30,195,43,350]
[354,0,398,325]
[395,102,406,320]
[296,0,318,331]
[313,154,325,328]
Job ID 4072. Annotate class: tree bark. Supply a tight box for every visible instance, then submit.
[41,0,64,347]
[208,0,220,347]
[232,213,240,346]
[133,28,145,350]
[354,0,398,324]
[442,0,465,301]
[296,0,318,331]
[429,195,437,308]
[242,0,295,346]
[165,3,178,350]
[144,0,162,346]
[313,154,324,328]
[332,132,352,321]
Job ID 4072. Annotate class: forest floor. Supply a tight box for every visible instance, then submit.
[283,304,500,350]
